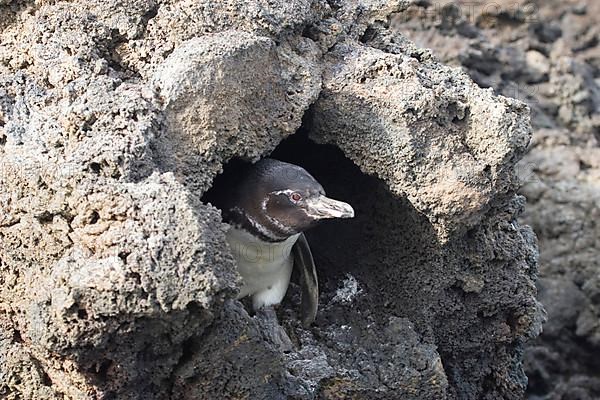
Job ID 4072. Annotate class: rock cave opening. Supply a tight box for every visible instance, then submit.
[203,125,443,335]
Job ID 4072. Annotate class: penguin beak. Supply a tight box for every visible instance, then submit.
[304,195,355,220]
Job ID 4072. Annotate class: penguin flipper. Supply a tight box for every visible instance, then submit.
[292,233,318,328]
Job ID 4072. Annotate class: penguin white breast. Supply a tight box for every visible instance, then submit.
[226,227,300,305]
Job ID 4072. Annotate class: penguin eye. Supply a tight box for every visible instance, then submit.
[290,192,303,202]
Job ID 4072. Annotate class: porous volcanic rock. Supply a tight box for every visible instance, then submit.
[0,0,541,399]
[389,1,600,398]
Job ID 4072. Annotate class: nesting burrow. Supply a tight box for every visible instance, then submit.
[200,114,540,398]
[275,130,442,328]
[203,128,439,332]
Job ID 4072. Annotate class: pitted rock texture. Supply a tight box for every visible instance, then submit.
[308,40,530,239]
[272,134,540,399]
[389,1,600,398]
[152,31,322,192]
[0,0,540,399]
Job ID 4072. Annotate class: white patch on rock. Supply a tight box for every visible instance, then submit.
[331,274,363,304]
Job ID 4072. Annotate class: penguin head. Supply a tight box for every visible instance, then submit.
[228,158,354,241]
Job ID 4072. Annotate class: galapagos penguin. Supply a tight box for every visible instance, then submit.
[208,158,354,327]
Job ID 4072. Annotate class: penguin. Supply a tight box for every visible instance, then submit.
[206,158,354,327]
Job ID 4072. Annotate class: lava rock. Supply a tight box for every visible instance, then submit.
[0,0,541,399]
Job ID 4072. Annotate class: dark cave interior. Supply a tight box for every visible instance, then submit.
[202,126,442,333]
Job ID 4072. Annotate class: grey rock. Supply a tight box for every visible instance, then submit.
[309,39,531,240]
[0,0,540,399]
[536,278,585,338]
[152,30,322,192]
[388,1,600,398]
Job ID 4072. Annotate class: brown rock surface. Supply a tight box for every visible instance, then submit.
[0,0,540,399]
[391,0,600,398]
